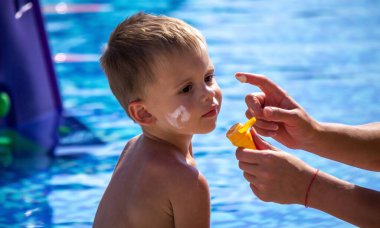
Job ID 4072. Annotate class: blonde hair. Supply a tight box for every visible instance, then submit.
[100,12,205,118]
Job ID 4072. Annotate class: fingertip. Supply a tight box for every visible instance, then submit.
[235,72,246,76]
[249,183,256,190]
[250,129,277,150]
[236,148,251,161]
[245,109,254,119]
[235,72,265,84]
[235,74,247,83]
[235,147,243,158]
[245,95,263,117]
[235,72,262,76]
[244,93,254,104]
[250,128,261,142]
[263,107,273,118]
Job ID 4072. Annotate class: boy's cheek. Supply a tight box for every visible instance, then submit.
[215,86,223,100]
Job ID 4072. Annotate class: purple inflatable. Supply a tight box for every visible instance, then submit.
[0,0,62,167]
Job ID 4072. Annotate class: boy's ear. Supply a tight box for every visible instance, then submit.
[128,101,155,126]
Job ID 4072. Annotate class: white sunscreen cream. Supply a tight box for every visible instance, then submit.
[166,105,190,129]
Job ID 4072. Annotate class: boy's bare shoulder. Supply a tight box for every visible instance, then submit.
[153,150,210,227]
[146,146,203,179]
[94,138,210,228]
[129,140,210,197]
[118,135,207,187]
[162,155,207,187]
[113,136,208,193]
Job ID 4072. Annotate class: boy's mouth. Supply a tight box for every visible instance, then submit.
[202,105,219,118]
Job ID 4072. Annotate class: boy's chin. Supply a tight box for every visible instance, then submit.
[197,125,217,134]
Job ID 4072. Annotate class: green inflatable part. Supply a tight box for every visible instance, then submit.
[0,136,11,146]
[0,92,10,118]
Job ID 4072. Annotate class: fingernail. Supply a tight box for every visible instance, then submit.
[235,74,247,83]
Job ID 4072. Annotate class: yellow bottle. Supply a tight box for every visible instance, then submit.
[226,117,257,149]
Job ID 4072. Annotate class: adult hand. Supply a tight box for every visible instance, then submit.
[236,129,316,204]
[235,72,318,150]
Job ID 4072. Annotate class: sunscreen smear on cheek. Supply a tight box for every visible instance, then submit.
[166,105,190,129]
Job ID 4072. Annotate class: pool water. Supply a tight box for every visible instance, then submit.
[2,0,380,227]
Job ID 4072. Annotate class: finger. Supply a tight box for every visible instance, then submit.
[250,129,278,150]
[238,161,258,175]
[254,119,279,131]
[250,183,261,195]
[235,148,268,163]
[251,184,271,202]
[243,171,256,183]
[253,126,277,138]
[250,182,256,189]
[235,72,287,96]
[250,183,257,191]
[245,109,254,119]
[263,106,299,123]
[245,93,265,117]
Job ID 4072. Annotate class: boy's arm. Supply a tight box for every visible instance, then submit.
[169,165,210,228]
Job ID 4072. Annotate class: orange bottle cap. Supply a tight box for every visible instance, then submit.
[226,117,256,149]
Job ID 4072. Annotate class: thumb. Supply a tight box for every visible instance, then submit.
[250,128,278,151]
[263,106,297,123]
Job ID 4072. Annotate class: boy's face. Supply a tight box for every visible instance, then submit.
[143,42,222,135]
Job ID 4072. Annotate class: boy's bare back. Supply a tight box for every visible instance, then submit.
[93,135,210,228]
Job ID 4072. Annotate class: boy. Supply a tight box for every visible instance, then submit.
[93,13,222,228]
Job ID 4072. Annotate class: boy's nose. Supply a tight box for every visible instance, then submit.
[201,85,214,103]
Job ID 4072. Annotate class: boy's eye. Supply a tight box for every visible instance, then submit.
[205,74,214,83]
[181,84,192,93]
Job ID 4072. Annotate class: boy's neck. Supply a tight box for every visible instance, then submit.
[142,129,193,157]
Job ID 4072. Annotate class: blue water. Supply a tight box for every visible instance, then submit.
[1,0,380,227]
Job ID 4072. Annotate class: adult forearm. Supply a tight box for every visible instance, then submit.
[305,122,380,171]
[307,171,380,227]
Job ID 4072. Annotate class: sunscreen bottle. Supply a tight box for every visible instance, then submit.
[226,117,256,149]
